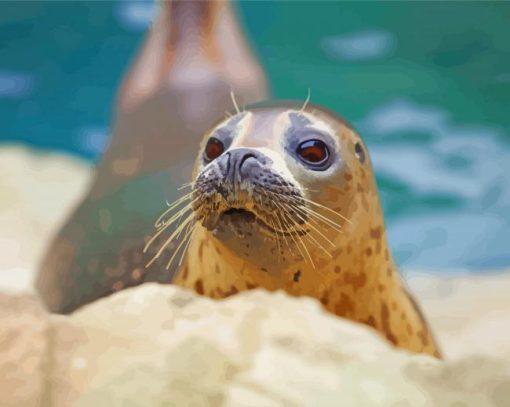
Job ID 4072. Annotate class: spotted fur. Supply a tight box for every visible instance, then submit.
[173,102,441,358]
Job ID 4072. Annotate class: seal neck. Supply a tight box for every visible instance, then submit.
[176,221,400,304]
[163,0,220,61]
[175,221,440,357]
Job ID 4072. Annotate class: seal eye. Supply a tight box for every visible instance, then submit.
[354,142,365,163]
[204,137,225,161]
[296,139,329,166]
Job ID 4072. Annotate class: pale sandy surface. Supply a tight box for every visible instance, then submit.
[0,145,509,361]
[0,145,91,292]
[407,271,510,360]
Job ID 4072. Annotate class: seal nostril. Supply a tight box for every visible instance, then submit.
[226,149,268,184]
[225,152,231,176]
[239,153,257,170]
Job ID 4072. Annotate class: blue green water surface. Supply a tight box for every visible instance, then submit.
[1,1,509,271]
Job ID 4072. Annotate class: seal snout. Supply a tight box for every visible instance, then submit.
[208,147,271,208]
[222,148,269,187]
[193,145,308,235]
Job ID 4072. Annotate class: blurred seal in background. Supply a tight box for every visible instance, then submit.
[36,0,269,313]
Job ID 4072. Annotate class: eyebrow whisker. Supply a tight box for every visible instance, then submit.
[300,87,311,112]
[230,89,241,114]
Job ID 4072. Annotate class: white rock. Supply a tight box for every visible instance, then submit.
[0,293,49,407]
[59,284,510,406]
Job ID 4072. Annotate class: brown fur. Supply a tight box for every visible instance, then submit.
[172,104,441,358]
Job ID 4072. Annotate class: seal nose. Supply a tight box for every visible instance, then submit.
[226,148,267,183]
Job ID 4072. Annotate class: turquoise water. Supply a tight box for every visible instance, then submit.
[1,1,509,271]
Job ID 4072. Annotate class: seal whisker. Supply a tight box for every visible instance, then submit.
[299,196,353,225]
[277,210,303,260]
[230,89,241,114]
[178,224,197,267]
[273,201,315,269]
[272,205,294,254]
[160,200,193,227]
[145,213,195,268]
[303,233,333,260]
[277,204,322,271]
[263,189,343,233]
[301,223,336,252]
[280,201,336,249]
[292,204,343,234]
[164,190,194,208]
[157,203,185,228]
[292,225,317,270]
[263,189,342,234]
[300,87,311,112]
[284,196,344,232]
[282,203,334,258]
[265,189,349,227]
[299,207,343,234]
[177,182,195,191]
[158,192,195,227]
[279,192,347,227]
[259,187,284,259]
[269,218,283,258]
[165,220,197,270]
[175,202,195,241]
[155,197,198,230]
[294,229,316,269]
[145,204,194,253]
[161,191,197,217]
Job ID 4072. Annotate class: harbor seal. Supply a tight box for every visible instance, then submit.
[153,101,440,357]
[36,0,268,313]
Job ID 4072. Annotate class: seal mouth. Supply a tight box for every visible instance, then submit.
[192,155,309,236]
[219,207,280,234]
[223,207,312,238]
[218,205,311,239]
[221,208,256,222]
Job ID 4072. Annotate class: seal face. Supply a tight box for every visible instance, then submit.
[166,101,440,357]
[190,108,353,272]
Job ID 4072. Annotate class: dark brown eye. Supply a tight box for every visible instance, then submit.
[354,142,365,163]
[296,139,329,166]
[204,137,224,161]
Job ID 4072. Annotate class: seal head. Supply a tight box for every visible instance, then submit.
[191,104,361,273]
[171,101,441,357]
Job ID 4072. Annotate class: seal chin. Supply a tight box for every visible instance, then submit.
[213,207,279,237]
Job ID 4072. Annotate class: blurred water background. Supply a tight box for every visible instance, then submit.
[1,1,509,272]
